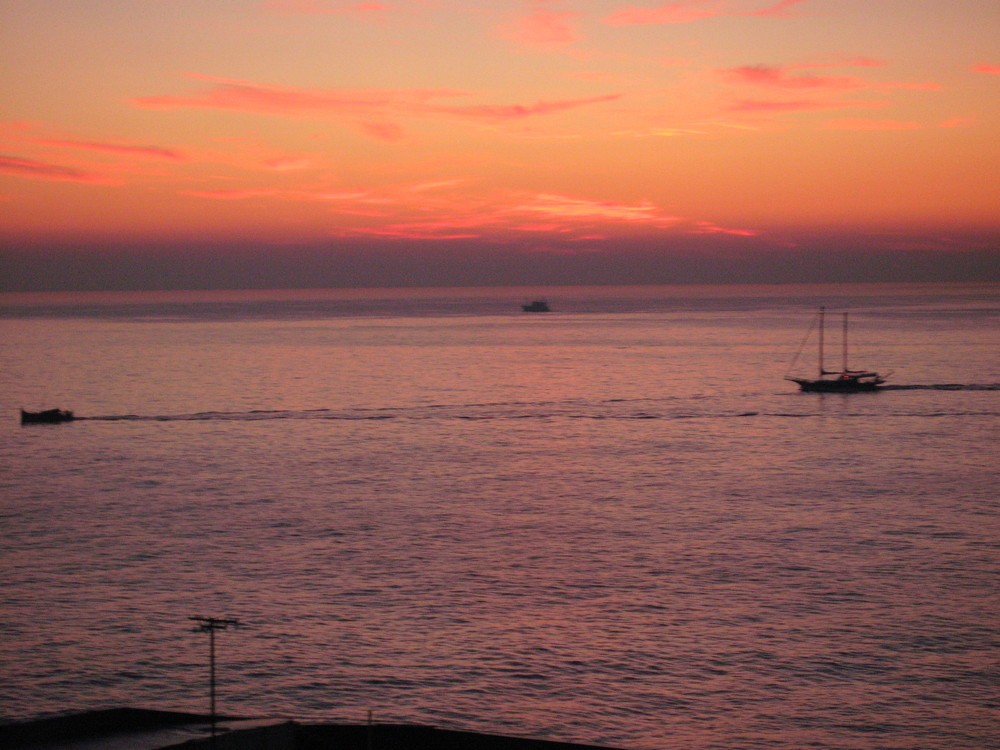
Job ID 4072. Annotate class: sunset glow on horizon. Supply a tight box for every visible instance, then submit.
[1,0,998,290]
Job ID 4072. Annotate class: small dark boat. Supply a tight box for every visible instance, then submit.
[20,408,75,424]
[791,371,884,392]
[522,300,551,313]
[785,307,887,392]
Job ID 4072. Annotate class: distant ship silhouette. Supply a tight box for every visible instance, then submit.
[20,408,75,424]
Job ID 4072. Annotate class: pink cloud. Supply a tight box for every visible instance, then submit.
[264,1,389,16]
[605,2,718,26]
[332,208,391,217]
[747,0,808,17]
[726,98,885,112]
[566,69,639,85]
[938,117,976,128]
[31,138,185,161]
[719,64,867,90]
[361,121,405,141]
[196,137,327,174]
[876,80,940,91]
[687,221,760,235]
[498,4,581,49]
[171,177,763,244]
[718,63,939,102]
[0,154,119,184]
[614,126,706,136]
[311,191,370,200]
[131,75,620,135]
[342,224,481,240]
[972,63,1000,75]
[605,0,809,26]
[796,57,886,69]
[262,156,313,171]
[727,99,824,112]
[511,222,566,232]
[436,94,621,120]
[181,189,278,201]
[409,179,468,191]
[182,188,279,199]
[132,75,464,117]
[513,193,682,226]
[822,118,921,130]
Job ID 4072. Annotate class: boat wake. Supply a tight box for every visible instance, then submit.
[72,390,1000,424]
[82,398,696,423]
[881,383,1000,391]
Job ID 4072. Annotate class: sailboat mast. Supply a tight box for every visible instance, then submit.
[842,312,849,372]
[818,306,825,376]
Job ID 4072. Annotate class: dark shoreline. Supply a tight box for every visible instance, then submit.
[0,708,628,750]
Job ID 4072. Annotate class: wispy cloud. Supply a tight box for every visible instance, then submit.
[726,98,885,112]
[181,188,280,200]
[262,156,314,171]
[822,118,921,131]
[199,136,327,173]
[131,75,621,139]
[688,220,760,236]
[797,56,885,69]
[605,0,810,27]
[1,123,187,169]
[938,117,975,128]
[438,94,622,120]
[614,127,707,136]
[727,99,831,112]
[510,193,759,237]
[512,193,681,225]
[715,60,937,122]
[718,63,937,91]
[345,226,482,240]
[497,3,582,50]
[409,179,468,191]
[746,0,808,17]
[605,2,717,26]
[2,131,323,189]
[719,65,865,90]
[263,1,390,17]
[185,180,762,242]
[360,122,406,141]
[0,154,120,184]
[971,63,1000,75]
[31,138,186,161]
[132,75,466,117]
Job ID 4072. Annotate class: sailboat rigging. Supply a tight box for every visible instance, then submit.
[785,307,887,392]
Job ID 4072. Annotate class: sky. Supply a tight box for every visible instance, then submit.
[1,0,998,291]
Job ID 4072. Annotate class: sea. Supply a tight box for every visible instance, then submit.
[1,283,997,750]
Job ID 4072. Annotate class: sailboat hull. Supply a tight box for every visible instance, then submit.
[787,376,883,392]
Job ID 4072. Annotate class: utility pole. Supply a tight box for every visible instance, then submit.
[190,616,240,748]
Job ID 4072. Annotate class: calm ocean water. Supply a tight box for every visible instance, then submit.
[1,283,998,749]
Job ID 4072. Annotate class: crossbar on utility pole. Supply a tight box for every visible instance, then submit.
[190,616,240,749]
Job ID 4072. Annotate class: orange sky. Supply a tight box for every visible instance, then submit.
[1,0,998,289]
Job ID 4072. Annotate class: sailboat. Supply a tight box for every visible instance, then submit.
[785,307,887,392]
